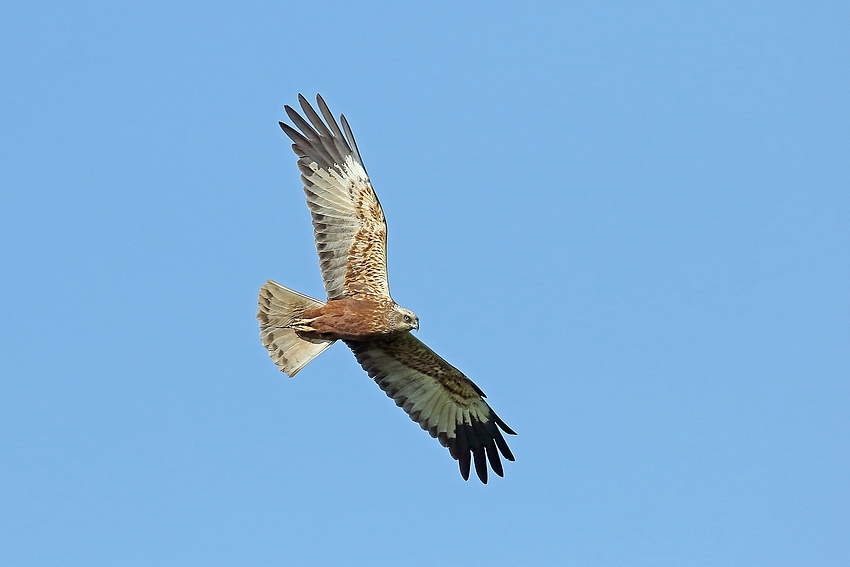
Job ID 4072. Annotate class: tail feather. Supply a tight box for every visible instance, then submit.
[257,280,334,377]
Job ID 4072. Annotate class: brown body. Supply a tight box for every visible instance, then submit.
[300,298,397,340]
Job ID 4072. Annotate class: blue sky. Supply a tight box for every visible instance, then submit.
[1,1,848,565]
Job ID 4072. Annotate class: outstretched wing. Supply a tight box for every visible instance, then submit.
[280,94,390,301]
[345,332,516,483]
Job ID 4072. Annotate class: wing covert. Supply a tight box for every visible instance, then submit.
[280,94,390,300]
[345,332,516,483]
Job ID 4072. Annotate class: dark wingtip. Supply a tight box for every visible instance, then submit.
[492,409,517,436]
[473,447,488,484]
[496,430,516,462]
[279,122,310,148]
[487,442,504,477]
[458,450,471,481]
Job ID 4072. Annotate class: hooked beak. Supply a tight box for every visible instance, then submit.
[414,320,420,331]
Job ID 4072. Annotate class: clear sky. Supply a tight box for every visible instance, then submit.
[1,1,848,565]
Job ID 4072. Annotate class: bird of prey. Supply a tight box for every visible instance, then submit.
[257,94,515,483]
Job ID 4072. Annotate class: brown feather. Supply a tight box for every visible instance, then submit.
[300,298,394,340]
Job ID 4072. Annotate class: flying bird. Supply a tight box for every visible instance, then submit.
[257,94,516,483]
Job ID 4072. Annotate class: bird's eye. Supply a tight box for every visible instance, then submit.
[404,315,411,323]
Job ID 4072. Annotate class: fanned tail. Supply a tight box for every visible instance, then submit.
[257,280,335,377]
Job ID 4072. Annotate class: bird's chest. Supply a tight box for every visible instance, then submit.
[304,298,393,340]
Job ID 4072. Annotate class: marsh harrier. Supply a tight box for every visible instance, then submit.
[257,94,516,483]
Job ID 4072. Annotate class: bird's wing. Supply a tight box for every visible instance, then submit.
[280,94,390,300]
[345,332,516,483]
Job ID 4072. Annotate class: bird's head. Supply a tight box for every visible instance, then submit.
[391,304,419,332]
